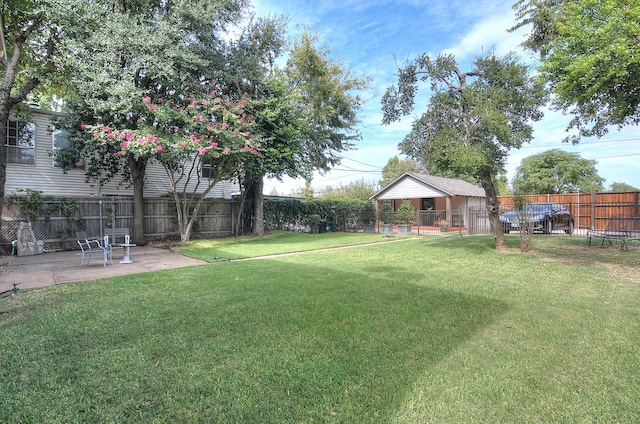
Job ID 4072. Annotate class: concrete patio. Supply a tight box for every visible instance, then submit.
[0,245,208,292]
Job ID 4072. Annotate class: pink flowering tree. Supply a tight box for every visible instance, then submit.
[83,90,261,242]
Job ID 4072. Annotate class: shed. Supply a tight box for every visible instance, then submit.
[370,172,487,227]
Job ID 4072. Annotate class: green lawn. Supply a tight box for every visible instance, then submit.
[174,231,413,261]
[1,234,639,423]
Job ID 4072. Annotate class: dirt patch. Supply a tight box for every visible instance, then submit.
[0,255,13,273]
[534,243,640,283]
[601,262,640,283]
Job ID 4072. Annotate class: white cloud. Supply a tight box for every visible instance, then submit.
[443,8,525,60]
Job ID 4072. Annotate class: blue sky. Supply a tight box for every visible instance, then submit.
[252,0,640,195]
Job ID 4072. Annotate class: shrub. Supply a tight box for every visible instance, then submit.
[360,202,376,224]
[396,200,416,224]
[378,203,395,224]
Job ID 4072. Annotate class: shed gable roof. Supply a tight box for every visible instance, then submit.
[372,172,486,200]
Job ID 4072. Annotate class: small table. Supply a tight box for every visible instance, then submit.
[118,243,136,264]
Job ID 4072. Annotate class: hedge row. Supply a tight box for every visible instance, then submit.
[263,199,376,232]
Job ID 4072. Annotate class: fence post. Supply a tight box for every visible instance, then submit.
[591,192,596,231]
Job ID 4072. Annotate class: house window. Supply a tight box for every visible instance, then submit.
[52,128,84,169]
[201,164,212,179]
[6,120,35,165]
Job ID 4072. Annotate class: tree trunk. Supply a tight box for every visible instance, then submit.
[181,220,194,242]
[252,177,265,236]
[129,156,148,245]
[479,166,508,251]
[234,187,247,237]
[0,58,19,255]
[0,116,7,255]
[180,196,206,242]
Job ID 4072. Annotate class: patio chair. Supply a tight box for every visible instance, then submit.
[76,232,113,267]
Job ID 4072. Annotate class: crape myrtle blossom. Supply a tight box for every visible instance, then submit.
[82,91,262,165]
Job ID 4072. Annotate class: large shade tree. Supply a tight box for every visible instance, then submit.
[0,0,88,248]
[609,182,638,193]
[512,0,640,143]
[55,0,260,244]
[512,149,605,194]
[379,156,423,187]
[320,179,377,201]
[382,53,546,250]
[241,31,368,236]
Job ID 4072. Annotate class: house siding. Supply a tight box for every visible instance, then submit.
[5,108,237,199]
[6,109,93,197]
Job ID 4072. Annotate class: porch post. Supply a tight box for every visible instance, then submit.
[446,196,452,226]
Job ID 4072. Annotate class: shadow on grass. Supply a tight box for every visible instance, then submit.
[1,258,509,423]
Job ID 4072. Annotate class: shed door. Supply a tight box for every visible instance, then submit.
[421,198,435,225]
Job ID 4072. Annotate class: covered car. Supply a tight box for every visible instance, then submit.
[500,202,574,234]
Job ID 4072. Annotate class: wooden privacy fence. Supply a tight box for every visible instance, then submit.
[498,192,640,231]
[1,197,235,251]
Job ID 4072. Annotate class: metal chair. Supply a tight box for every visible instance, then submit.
[76,232,112,267]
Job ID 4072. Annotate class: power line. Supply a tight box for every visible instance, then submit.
[590,153,640,160]
[518,136,639,149]
[337,155,384,170]
[330,168,380,173]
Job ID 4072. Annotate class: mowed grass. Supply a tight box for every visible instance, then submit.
[1,234,639,422]
[174,231,412,261]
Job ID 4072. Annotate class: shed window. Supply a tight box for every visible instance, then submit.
[6,120,35,165]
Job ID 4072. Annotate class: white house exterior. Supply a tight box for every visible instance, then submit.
[5,107,238,199]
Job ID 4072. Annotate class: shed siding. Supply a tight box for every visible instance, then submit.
[451,196,486,210]
[377,178,445,200]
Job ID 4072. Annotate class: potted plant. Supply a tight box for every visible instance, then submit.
[378,203,395,234]
[438,219,449,233]
[396,200,416,234]
[360,201,377,233]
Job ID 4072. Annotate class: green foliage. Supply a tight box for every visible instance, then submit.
[378,203,395,225]
[379,156,423,187]
[494,174,512,196]
[84,88,260,242]
[383,53,545,178]
[308,214,321,234]
[609,182,639,193]
[284,31,369,172]
[320,179,378,201]
[6,189,84,236]
[263,198,376,232]
[360,201,376,224]
[239,28,368,235]
[0,0,87,106]
[299,180,315,200]
[513,0,640,142]
[396,200,416,224]
[512,149,605,194]
[5,189,46,221]
[381,52,547,248]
